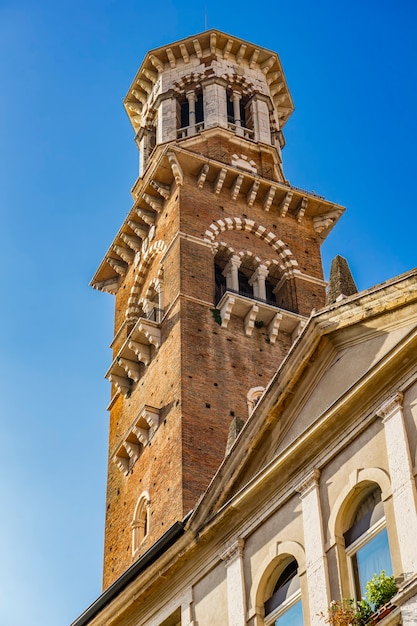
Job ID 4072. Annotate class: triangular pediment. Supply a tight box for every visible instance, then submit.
[189,268,417,528]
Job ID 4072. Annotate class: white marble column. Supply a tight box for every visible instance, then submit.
[232,90,244,137]
[378,393,417,577]
[249,265,269,300]
[232,91,242,125]
[296,469,330,626]
[224,255,241,292]
[186,90,196,135]
[220,539,246,626]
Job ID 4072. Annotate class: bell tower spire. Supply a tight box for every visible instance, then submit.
[91,30,345,589]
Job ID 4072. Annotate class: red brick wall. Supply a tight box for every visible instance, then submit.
[102,149,327,588]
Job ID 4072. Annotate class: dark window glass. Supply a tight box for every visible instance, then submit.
[227,94,234,123]
[238,270,253,297]
[180,100,189,128]
[195,92,204,123]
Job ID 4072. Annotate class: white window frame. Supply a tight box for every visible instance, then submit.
[345,516,388,600]
[264,589,303,625]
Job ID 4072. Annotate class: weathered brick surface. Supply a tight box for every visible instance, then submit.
[181,134,280,181]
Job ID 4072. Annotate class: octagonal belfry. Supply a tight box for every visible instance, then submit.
[91,29,344,589]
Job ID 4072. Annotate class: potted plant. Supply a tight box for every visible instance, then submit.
[321,570,397,625]
[365,571,397,621]
[321,598,372,625]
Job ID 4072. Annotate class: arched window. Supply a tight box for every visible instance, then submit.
[177,90,204,138]
[226,91,253,134]
[264,558,303,625]
[144,279,163,322]
[344,486,393,598]
[247,386,265,414]
[131,492,150,556]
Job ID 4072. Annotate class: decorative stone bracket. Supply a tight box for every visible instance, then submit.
[105,317,162,398]
[216,290,306,343]
[113,405,160,475]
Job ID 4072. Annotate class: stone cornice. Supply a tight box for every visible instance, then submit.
[91,143,345,293]
[124,29,294,132]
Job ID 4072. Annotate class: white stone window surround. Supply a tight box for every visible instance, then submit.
[143,276,164,323]
[250,541,307,626]
[131,491,150,556]
[263,556,304,626]
[247,386,265,414]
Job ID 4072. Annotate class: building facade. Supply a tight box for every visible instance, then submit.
[73,30,417,626]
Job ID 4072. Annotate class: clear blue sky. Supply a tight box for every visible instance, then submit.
[0,1,416,625]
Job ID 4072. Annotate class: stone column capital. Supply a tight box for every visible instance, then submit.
[224,255,242,273]
[377,392,403,423]
[254,264,269,280]
[220,538,245,565]
[296,468,321,498]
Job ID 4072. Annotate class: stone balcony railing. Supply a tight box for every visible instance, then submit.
[177,121,205,139]
[227,122,254,140]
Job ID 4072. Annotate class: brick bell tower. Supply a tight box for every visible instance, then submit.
[91,30,344,589]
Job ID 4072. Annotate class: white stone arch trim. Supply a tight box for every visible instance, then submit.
[173,72,205,95]
[204,217,299,276]
[215,244,283,278]
[144,275,164,305]
[247,386,265,414]
[237,249,262,268]
[215,242,236,258]
[126,240,166,321]
[327,467,392,548]
[131,490,150,556]
[249,540,306,619]
[222,73,256,97]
